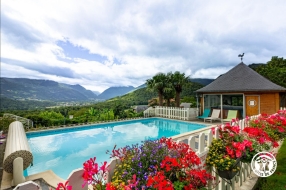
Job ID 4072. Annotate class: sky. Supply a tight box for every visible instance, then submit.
[1,0,286,93]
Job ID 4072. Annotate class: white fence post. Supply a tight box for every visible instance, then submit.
[144,106,197,120]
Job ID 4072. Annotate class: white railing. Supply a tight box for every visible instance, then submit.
[281,107,286,110]
[143,107,155,117]
[144,106,198,120]
[3,113,33,130]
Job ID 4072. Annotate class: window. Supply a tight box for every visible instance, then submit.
[203,94,244,118]
[223,95,243,106]
[203,95,221,110]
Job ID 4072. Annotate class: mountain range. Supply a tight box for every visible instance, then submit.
[0,78,97,101]
[97,86,135,100]
[0,77,214,102]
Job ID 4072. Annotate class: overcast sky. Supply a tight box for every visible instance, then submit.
[1,1,286,92]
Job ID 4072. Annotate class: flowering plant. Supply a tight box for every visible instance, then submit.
[82,157,109,189]
[54,181,72,190]
[206,125,251,172]
[107,137,215,190]
[249,111,286,142]
[239,110,286,162]
[240,127,271,163]
[207,110,286,166]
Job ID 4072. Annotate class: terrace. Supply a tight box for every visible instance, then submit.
[1,107,285,189]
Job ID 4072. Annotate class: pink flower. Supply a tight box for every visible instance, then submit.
[258,137,265,144]
[278,127,285,133]
[232,126,240,133]
[211,127,216,135]
[235,150,242,158]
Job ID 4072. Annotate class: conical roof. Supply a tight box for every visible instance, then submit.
[196,62,286,93]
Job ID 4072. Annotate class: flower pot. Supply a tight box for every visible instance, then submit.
[217,169,239,180]
[217,158,240,180]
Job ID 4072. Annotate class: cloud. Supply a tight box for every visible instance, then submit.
[2,58,75,78]
[1,0,286,92]
[1,12,43,50]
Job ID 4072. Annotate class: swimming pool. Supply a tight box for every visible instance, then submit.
[25,118,207,179]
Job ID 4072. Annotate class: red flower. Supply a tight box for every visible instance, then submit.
[55,181,72,190]
[160,156,179,172]
[106,183,117,190]
[226,146,234,158]
[147,171,173,190]
[273,141,279,148]
[232,142,245,151]
[235,150,242,158]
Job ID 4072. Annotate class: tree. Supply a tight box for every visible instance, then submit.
[39,111,64,120]
[255,56,286,88]
[146,73,169,106]
[170,71,190,107]
[162,72,175,107]
[254,56,286,106]
[163,88,175,107]
[0,117,15,133]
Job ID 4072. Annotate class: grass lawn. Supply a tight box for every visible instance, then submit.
[255,139,286,190]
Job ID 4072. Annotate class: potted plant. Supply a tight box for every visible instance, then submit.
[206,125,252,180]
[206,138,241,180]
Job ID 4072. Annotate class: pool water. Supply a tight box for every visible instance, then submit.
[25,118,206,179]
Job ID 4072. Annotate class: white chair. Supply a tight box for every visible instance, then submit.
[204,109,221,122]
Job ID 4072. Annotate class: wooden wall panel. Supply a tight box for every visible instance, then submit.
[275,93,280,111]
[260,93,279,114]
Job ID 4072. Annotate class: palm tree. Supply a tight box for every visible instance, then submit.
[163,72,175,107]
[170,71,190,107]
[146,73,169,106]
[163,88,175,107]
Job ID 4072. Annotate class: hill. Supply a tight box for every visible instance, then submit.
[248,63,265,70]
[0,77,97,101]
[189,78,214,86]
[107,81,204,105]
[125,78,214,94]
[0,96,56,110]
[97,86,135,100]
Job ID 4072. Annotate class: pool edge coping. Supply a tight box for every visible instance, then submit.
[25,117,210,135]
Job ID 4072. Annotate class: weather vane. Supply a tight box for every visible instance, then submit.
[238,53,244,62]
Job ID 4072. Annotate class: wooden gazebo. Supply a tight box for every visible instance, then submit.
[196,62,286,119]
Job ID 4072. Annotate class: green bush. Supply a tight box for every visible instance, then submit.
[0,117,15,133]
